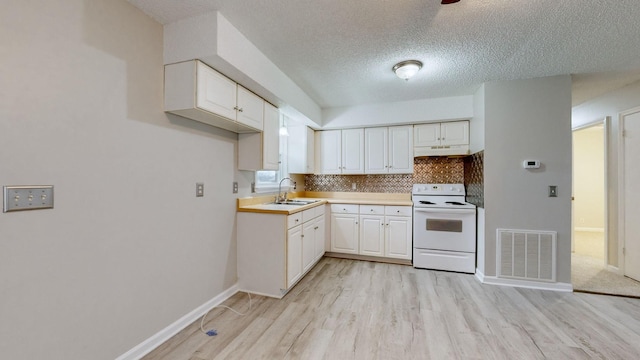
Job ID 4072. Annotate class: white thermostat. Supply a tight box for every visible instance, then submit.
[523,160,540,169]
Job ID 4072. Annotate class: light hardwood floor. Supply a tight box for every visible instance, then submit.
[144,258,640,359]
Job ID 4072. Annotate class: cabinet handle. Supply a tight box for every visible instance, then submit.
[295,219,299,222]
[314,226,319,230]
[238,107,244,112]
[397,210,400,213]
[233,106,239,111]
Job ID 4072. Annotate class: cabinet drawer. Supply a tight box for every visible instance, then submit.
[359,205,385,215]
[330,204,359,214]
[314,204,326,218]
[302,208,316,223]
[385,206,412,216]
[287,213,303,229]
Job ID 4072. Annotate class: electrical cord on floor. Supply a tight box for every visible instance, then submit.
[200,292,253,336]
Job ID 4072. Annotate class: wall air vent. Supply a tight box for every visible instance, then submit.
[497,229,556,282]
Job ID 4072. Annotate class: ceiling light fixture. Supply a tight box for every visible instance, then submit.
[392,60,423,81]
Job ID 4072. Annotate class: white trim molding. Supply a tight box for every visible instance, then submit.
[116,283,240,360]
[479,275,573,292]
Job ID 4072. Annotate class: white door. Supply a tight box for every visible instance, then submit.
[441,121,469,146]
[302,220,316,272]
[314,215,326,261]
[330,213,358,254]
[236,85,264,130]
[414,123,440,147]
[196,61,237,119]
[287,225,303,288]
[342,128,365,174]
[622,108,640,281]
[262,103,280,170]
[359,215,384,256]
[364,127,388,174]
[388,125,414,173]
[317,130,342,174]
[385,216,412,260]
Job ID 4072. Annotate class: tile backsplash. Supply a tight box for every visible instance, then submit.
[304,157,465,193]
[464,151,484,208]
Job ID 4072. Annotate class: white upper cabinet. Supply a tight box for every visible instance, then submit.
[364,127,388,174]
[440,121,469,146]
[365,126,413,174]
[414,121,469,147]
[164,60,264,133]
[341,128,365,174]
[414,123,441,147]
[196,61,237,120]
[237,102,279,171]
[288,123,315,174]
[316,129,365,174]
[236,85,264,131]
[414,120,469,156]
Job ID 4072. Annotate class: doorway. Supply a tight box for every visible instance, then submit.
[620,107,640,282]
[572,123,606,262]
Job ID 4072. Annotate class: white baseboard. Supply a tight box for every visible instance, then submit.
[480,275,573,292]
[116,283,240,360]
[575,227,605,233]
[475,268,485,283]
[606,264,622,275]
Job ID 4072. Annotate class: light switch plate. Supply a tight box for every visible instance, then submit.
[549,185,557,197]
[3,185,54,212]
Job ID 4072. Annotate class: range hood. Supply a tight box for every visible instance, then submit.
[414,144,470,157]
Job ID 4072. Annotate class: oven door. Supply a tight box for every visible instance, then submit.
[413,207,476,252]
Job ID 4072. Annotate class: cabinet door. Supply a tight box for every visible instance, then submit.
[262,103,280,170]
[288,124,315,174]
[342,128,365,174]
[440,121,469,146]
[236,86,264,131]
[317,130,342,174]
[302,220,316,272]
[388,126,414,174]
[413,123,441,147]
[305,127,315,173]
[359,215,384,256]
[314,215,326,261]
[196,62,237,120]
[365,127,388,174]
[330,213,358,254]
[287,225,303,288]
[385,216,412,260]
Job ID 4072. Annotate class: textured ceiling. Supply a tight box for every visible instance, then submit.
[128,0,640,108]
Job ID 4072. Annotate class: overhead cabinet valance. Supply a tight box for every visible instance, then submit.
[164,60,265,133]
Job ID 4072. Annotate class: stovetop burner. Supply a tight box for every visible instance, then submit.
[419,201,435,205]
[445,201,466,206]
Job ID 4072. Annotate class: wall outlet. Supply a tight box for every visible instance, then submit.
[233,181,238,194]
[352,182,356,190]
[196,183,204,197]
[3,185,54,212]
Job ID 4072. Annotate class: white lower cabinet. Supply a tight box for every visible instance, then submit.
[238,205,326,298]
[330,204,359,254]
[331,204,412,260]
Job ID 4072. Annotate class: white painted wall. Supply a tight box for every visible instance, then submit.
[321,95,473,129]
[483,76,572,283]
[573,126,605,231]
[0,1,240,358]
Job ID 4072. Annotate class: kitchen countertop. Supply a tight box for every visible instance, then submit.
[237,191,412,215]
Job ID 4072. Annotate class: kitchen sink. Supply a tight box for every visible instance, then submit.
[268,200,320,206]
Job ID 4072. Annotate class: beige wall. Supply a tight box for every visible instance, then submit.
[483,75,573,283]
[0,1,239,359]
[573,126,605,230]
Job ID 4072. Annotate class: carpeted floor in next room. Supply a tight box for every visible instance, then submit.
[572,231,640,298]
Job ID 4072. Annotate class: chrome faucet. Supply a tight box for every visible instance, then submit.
[277,177,293,203]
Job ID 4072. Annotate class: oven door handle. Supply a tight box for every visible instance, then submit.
[414,208,476,215]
